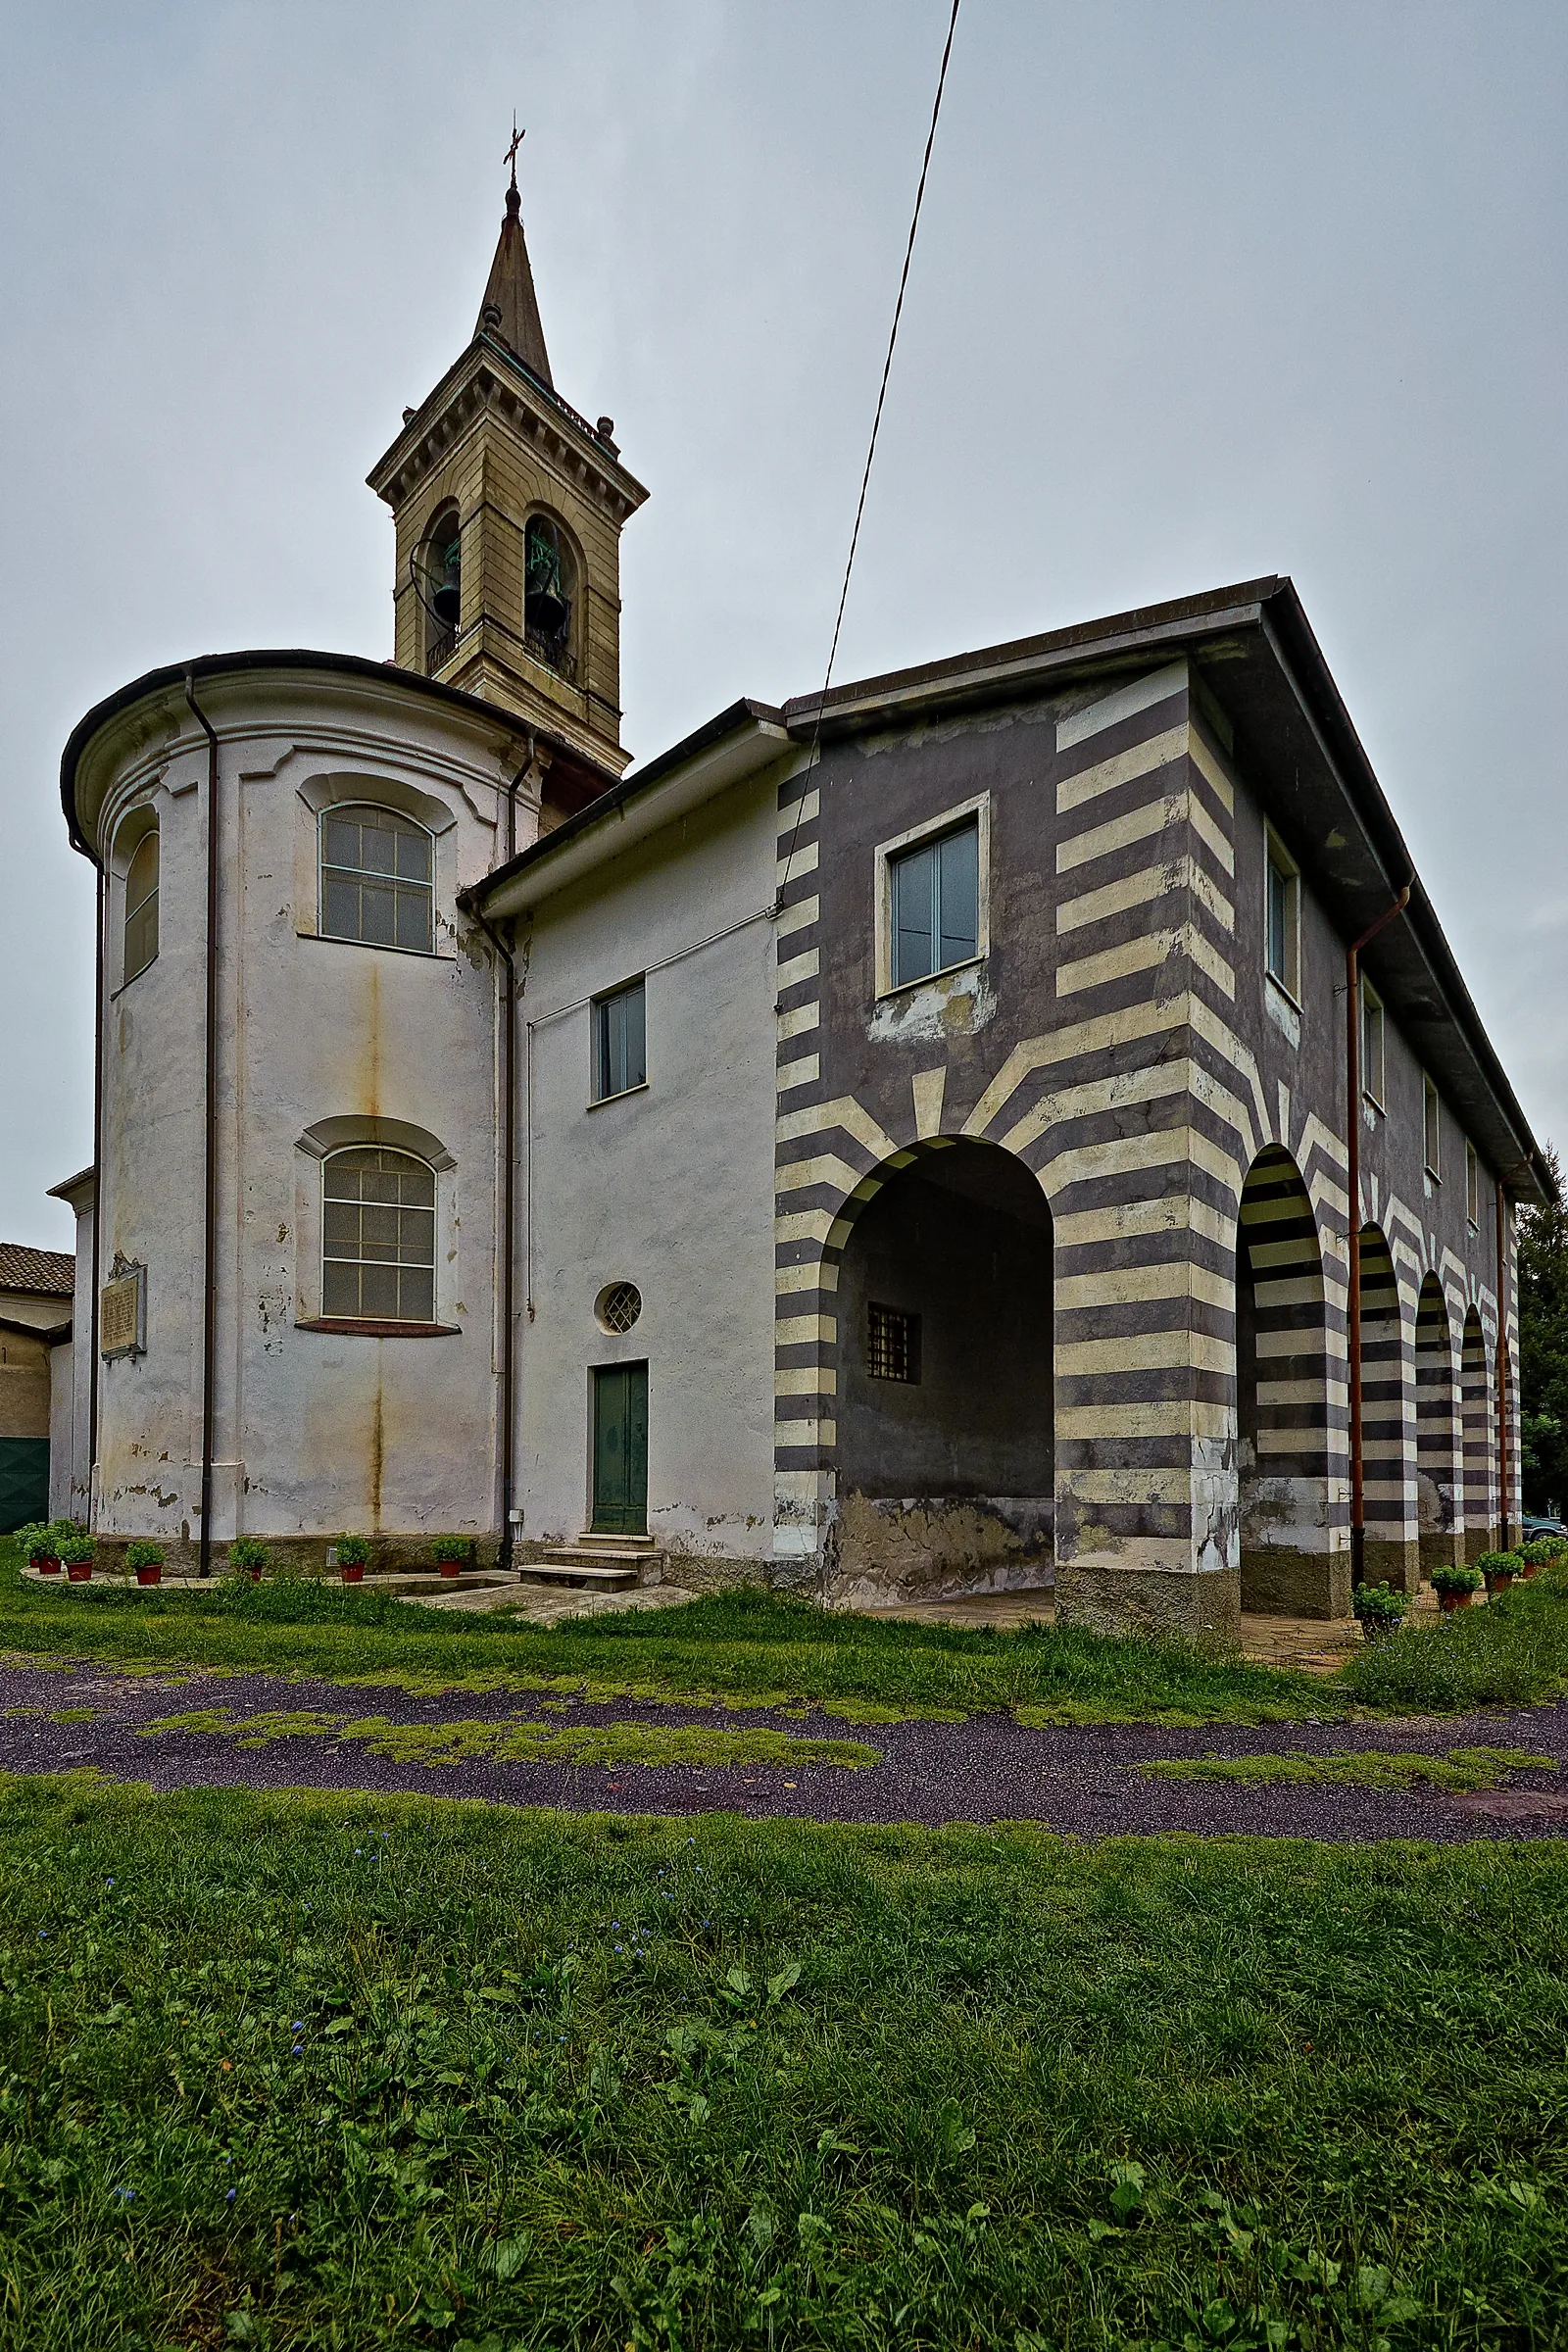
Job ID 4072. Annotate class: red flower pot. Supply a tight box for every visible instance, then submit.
[1437,1588,1472,1612]
[135,1566,162,1587]
[437,1558,462,1578]
[1519,1562,1539,1580]
[340,1562,365,1583]
[67,1562,92,1583]
[1488,1570,1515,1594]
[247,1568,263,1584]
[34,1557,60,1576]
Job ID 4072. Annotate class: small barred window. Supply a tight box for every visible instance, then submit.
[867,1301,920,1384]
[596,1281,643,1334]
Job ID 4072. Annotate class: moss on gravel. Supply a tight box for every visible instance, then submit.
[1140,1745,1555,1791]
[135,1705,882,1772]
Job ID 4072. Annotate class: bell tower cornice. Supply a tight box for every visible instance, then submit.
[366,336,648,526]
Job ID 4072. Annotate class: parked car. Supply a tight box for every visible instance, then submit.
[1520,1514,1568,1543]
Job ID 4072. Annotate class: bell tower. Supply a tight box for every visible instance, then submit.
[368,150,648,775]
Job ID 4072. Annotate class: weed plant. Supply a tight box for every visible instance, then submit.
[1338,1571,1568,1714]
[1,1774,1565,2349]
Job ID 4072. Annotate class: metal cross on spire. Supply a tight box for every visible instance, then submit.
[504,116,525,193]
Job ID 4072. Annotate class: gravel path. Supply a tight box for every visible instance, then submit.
[3,1659,1567,1839]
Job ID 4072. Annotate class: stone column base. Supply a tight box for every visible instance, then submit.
[1054,1561,1240,1642]
[1356,1536,1422,1596]
[1419,1530,1465,1581]
[1241,1546,1350,1620]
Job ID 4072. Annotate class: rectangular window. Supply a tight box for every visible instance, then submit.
[1361,979,1385,1107]
[866,1301,921,1384]
[592,978,647,1102]
[1424,1075,1442,1180]
[1466,1138,1480,1229]
[1264,829,1299,1000]
[890,819,980,989]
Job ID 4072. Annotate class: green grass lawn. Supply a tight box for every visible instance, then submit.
[2,1771,1565,2351]
[8,1549,1568,1731]
[0,1549,1335,1727]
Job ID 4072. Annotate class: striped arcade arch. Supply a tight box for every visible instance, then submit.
[1236,1147,1337,1614]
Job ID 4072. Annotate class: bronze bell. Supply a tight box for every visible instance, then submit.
[432,538,462,625]
[525,581,569,637]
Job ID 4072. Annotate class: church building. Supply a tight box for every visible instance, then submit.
[50,174,1551,1636]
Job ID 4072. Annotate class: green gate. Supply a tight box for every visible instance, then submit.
[0,1439,50,1534]
[591,1363,648,1536]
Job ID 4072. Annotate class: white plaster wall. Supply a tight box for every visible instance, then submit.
[48,1340,74,1519]
[76,663,539,1542]
[517,773,782,1561]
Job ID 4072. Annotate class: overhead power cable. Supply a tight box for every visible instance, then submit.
[779,0,961,889]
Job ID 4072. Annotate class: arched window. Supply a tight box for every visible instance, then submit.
[319,805,434,953]
[122,825,160,984]
[523,514,577,678]
[321,1147,436,1322]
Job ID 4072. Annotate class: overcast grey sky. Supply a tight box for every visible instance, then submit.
[1,1,1564,1249]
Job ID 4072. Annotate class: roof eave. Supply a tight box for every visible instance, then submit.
[463,700,791,919]
[59,650,620,867]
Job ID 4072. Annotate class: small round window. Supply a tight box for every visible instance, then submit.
[595,1281,642,1334]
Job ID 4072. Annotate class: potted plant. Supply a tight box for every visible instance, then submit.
[1475,1550,1519,1595]
[1518,1539,1558,1581]
[125,1540,164,1588]
[430,1536,468,1579]
[229,1536,270,1584]
[1352,1581,1408,1641]
[57,1534,95,1584]
[1431,1563,1483,1613]
[336,1533,369,1585]
[18,1524,61,1577]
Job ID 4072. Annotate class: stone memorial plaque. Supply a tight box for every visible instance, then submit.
[100,1267,145,1359]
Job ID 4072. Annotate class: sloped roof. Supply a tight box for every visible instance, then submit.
[470,574,1552,1205]
[476,185,552,384]
[0,1244,74,1297]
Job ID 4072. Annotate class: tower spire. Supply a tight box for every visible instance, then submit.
[476,121,552,385]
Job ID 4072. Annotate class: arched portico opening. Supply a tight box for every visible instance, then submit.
[832,1139,1054,1602]
[1415,1275,1462,1579]
[1460,1306,1493,1557]
[1357,1223,1419,1593]
[1235,1148,1339,1616]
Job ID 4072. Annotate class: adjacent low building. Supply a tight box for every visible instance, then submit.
[45,182,1551,1630]
[0,1245,74,1532]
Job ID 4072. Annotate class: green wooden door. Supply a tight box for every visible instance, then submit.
[591,1363,648,1535]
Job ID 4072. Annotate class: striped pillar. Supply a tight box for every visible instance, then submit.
[772,772,834,1580]
[1459,1303,1494,1557]
[1414,1275,1464,1580]
[1357,1225,1419,1593]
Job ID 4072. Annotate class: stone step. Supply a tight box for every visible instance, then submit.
[522,1553,643,1591]
[568,1532,657,1553]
